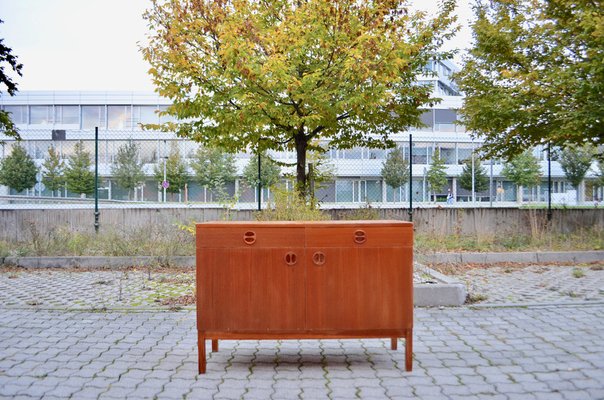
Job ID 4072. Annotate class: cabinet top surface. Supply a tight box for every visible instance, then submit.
[197,220,413,228]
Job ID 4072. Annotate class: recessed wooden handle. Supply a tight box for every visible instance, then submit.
[243,231,256,245]
[354,230,367,244]
[284,252,297,266]
[312,251,326,265]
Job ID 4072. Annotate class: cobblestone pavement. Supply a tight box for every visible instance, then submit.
[1,306,603,400]
[0,268,196,310]
[451,264,604,304]
[2,264,604,399]
[0,267,432,310]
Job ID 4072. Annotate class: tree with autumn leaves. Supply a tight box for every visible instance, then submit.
[142,0,457,198]
[456,0,604,161]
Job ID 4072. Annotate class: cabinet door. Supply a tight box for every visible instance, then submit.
[306,227,413,331]
[199,247,305,331]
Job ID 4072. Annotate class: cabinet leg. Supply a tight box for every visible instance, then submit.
[198,335,206,374]
[405,330,413,372]
[391,338,398,350]
[212,339,219,352]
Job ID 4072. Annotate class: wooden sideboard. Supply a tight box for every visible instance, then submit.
[196,220,413,373]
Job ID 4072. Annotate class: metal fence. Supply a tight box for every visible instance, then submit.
[1,128,602,209]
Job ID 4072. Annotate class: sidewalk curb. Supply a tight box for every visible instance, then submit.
[414,263,467,307]
[1,256,195,269]
[6,251,602,269]
[417,250,604,265]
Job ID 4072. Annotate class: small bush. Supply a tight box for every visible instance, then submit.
[340,203,380,220]
[254,189,330,221]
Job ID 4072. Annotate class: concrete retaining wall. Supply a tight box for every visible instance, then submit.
[1,207,603,241]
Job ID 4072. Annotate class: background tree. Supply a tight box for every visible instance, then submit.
[426,148,448,202]
[558,145,595,203]
[458,155,489,194]
[0,144,37,193]
[455,0,604,160]
[65,141,95,197]
[502,151,542,203]
[243,152,281,191]
[0,19,23,142]
[142,0,457,197]
[111,141,145,200]
[41,145,65,196]
[303,147,336,207]
[381,148,409,197]
[190,146,237,198]
[154,142,188,196]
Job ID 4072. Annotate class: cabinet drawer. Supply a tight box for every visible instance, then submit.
[305,226,412,247]
[197,226,305,248]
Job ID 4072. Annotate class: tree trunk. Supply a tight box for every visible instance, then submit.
[294,133,308,198]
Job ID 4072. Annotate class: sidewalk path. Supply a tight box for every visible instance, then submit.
[1,306,603,400]
[449,264,604,305]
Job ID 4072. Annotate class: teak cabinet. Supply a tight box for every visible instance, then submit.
[196,220,414,374]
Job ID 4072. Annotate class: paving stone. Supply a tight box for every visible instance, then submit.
[271,388,302,399]
[71,386,108,399]
[2,268,604,400]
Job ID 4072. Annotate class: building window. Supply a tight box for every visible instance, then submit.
[2,105,28,124]
[108,105,131,130]
[419,110,434,131]
[54,106,79,125]
[30,105,53,124]
[336,180,354,202]
[434,109,457,132]
[335,179,382,202]
[438,144,456,164]
[133,105,159,128]
[82,105,106,129]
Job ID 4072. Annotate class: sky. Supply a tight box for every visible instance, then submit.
[0,0,473,92]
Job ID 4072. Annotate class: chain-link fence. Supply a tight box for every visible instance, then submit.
[1,128,602,209]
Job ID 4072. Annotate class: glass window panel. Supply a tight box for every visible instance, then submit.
[336,180,354,202]
[366,148,386,159]
[435,109,457,124]
[411,143,429,164]
[82,106,105,129]
[364,180,381,202]
[346,147,363,159]
[435,109,457,132]
[457,143,474,164]
[30,105,52,124]
[386,184,406,202]
[3,105,28,124]
[133,105,159,128]
[419,110,433,130]
[54,106,79,124]
[438,145,456,164]
[108,105,131,129]
[315,181,336,202]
